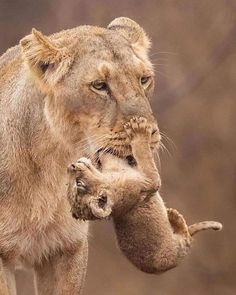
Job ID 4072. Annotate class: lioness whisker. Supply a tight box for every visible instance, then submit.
[150,51,177,57]
[153,69,169,79]
[79,134,109,155]
[153,148,161,170]
[152,63,169,67]
[160,131,176,151]
[78,130,108,145]
[159,141,172,158]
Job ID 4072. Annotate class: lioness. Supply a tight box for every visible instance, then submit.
[67,116,222,273]
[0,18,160,294]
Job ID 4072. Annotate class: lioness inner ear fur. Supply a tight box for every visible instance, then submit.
[107,17,151,57]
[20,28,74,88]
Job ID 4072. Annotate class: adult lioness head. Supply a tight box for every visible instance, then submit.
[20,17,160,157]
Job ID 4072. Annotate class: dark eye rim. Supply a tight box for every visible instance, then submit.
[91,80,109,92]
[140,76,152,85]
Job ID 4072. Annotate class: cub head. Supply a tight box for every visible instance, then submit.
[20,17,160,157]
[67,159,113,221]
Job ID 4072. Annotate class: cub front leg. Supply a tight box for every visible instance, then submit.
[34,239,88,295]
[124,116,161,192]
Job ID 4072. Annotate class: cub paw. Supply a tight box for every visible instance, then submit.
[167,208,190,238]
[124,116,152,143]
[68,157,92,173]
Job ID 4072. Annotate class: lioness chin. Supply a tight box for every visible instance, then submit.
[0,18,160,295]
[68,116,222,274]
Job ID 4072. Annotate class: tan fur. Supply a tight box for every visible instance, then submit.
[0,18,160,294]
[20,29,74,88]
[0,261,10,295]
[68,117,222,274]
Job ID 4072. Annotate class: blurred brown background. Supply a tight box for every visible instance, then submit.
[0,0,235,294]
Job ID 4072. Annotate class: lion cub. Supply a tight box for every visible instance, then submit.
[67,117,222,273]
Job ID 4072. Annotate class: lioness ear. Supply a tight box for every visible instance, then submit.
[20,29,73,87]
[107,17,151,57]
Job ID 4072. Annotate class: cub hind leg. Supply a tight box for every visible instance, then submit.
[167,208,222,237]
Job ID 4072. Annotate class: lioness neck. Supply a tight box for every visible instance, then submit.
[0,46,76,203]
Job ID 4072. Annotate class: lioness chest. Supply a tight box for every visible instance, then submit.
[0,171,87,266]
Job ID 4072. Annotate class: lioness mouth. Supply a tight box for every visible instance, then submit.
[95,147,120,170]
[95,147,136,169]
[96,147,119,156]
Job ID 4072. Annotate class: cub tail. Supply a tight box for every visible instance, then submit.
[188,221,223,236]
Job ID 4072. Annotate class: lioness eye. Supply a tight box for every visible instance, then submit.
[91,80,109,92]
[140,76,151,88]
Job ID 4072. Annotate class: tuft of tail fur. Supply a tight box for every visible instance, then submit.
[188,221,223,236]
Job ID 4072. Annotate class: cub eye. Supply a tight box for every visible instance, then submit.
[91,80,109,92]
[140,76,152,88]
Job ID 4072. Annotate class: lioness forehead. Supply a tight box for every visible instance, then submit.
[52,25,149,65]
[49,25,152,80]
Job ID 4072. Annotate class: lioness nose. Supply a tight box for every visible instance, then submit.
[151,128,158,135]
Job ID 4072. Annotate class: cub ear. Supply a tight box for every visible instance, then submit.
[20,29,73,87]
[107,17,151,57]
